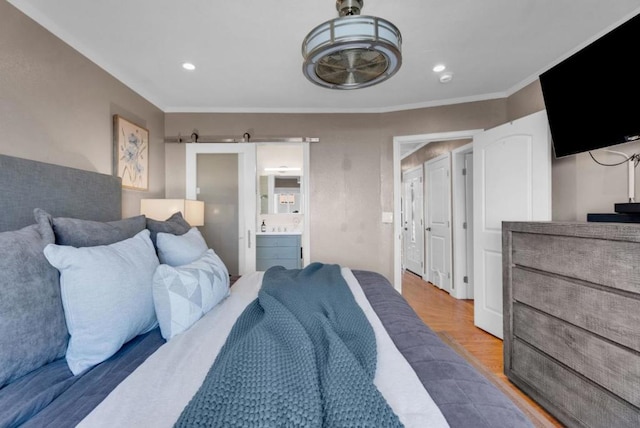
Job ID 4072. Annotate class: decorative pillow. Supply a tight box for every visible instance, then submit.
[156,227,208,266]
[0,217,68,388]
[34,208,146,247]
[43,229,159,375]
[145,211,191,248]
[153,249,230,340]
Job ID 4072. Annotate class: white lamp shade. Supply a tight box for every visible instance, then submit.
[140,199,205,226]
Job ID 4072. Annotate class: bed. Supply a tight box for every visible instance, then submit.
[0,154,535,428]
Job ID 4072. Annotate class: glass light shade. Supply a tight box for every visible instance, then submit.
[301,15,402,89]
[140,199,205,226]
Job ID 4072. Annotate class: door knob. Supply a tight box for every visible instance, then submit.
[426,227,431,231]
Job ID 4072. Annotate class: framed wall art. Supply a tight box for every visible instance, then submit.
[113,115,149,191]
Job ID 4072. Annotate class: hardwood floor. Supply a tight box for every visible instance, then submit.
[401,271,563,427]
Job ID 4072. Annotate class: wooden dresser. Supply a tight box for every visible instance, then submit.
[502,221,640,428]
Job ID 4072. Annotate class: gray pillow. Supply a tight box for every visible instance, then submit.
[34,208,146,247]
[145,211,191,247]
[0,216,68,388]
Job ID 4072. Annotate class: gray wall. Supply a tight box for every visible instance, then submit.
[0,1,165,218]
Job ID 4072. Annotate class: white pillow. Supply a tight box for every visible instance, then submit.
[156,227,208,266]
[153,249,230,340]
[43,229,159,375]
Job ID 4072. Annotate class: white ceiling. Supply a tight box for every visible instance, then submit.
[8,0,640,113]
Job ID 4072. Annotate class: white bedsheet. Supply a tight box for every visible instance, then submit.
[78,268,449,428]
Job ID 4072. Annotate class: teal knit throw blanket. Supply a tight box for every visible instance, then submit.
[175,262,403,427]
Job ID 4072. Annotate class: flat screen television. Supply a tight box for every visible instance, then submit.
[539,12,640,158]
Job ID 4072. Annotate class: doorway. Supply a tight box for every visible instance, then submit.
[394,111,551,339]
[393,130,482,291]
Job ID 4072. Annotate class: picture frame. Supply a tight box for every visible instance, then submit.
[113,115,149,191]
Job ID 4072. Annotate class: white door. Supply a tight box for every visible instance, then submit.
[402,166,424,276]
[186,143,257,275]
[473,110,551,338]
[425,154,452,293]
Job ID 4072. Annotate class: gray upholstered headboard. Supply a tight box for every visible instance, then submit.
[0,154,122,232]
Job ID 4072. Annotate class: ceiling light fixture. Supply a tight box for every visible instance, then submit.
[301,0,402,90]
[432,64,446,72]
[182,62,196,71]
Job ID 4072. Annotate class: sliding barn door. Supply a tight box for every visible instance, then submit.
[186,143,256,275]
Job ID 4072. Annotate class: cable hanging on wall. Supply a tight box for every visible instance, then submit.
[589,150,640,203]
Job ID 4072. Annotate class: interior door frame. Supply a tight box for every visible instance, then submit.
[393,130,482,292]
[186,143,257,274]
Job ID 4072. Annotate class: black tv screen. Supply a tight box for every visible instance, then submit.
[540,12,640,158]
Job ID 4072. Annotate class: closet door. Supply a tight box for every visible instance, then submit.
[186,143,256,275]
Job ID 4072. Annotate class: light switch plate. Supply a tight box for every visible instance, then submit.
[382,211,393,223]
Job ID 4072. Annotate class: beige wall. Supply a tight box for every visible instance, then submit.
[0,1,165,217]
[166,102,507,282]
[8,0,637,281]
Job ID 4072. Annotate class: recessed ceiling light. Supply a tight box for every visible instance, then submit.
[182,62,196,71]
[432,64,446,72]
[439,72,454,83]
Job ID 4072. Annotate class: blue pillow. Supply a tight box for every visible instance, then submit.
[43,229,159,375]
[156,227,208,266]
[153,249,230,340]
[145,211,191,248]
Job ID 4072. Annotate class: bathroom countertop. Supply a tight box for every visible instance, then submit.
[256,230,302,235]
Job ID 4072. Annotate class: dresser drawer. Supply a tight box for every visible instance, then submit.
[511,339,640,428]
[513,302,640,407]
[512,267,640,351]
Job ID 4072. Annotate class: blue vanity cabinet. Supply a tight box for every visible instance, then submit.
[256,234,302,271]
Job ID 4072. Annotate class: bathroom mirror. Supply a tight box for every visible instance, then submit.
[259,175,302,214]
[257,144,304,215]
